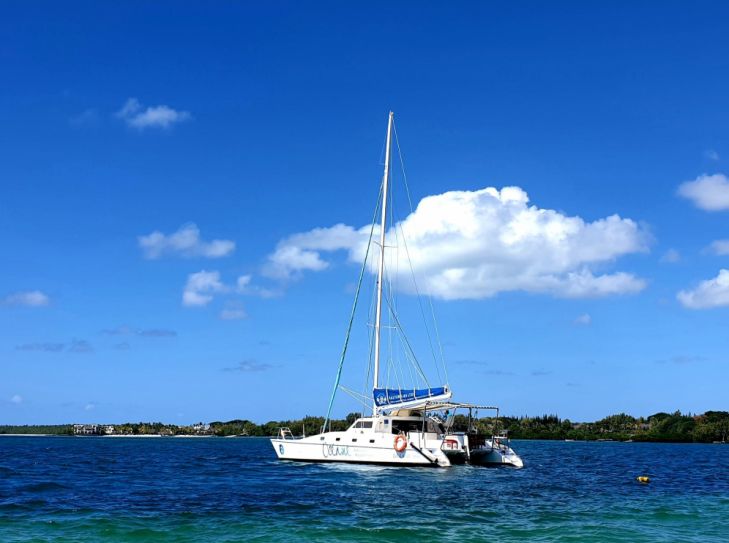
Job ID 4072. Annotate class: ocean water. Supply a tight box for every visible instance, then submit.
[1,437,728,542]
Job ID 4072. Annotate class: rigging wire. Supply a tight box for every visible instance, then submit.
[392,120,450,386]
[383,259,409,393]
[362,268,377,405]
[339,385,372,408]
[387,160,396,392]
[322,181,382,432]
[383,289,430,386]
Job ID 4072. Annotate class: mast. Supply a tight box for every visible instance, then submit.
[373,111,393,414]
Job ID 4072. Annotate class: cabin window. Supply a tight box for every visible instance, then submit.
[353,420,373,429]
[335,437,340,441]
[352,438,357,442]
[391,420,425,434]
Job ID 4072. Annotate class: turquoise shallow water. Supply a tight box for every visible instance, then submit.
[1,437,728,542]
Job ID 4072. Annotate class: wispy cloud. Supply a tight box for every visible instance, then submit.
[573,313,592,326]
[705,149,720,161]
[660,248,681,264]
[222,360,275,372]
[113,342,131,351]
[236,274,280,298]
[2,290,50,307]
[10,394,23,404]
[707,240,729,256]
[101,326,135,336]
[68,340,93,353]
[182,272,277,309]
[531,369,553,376]
[139,329,177,337]
[69,108,100,127]
[482,369,515,376]
[678,173,729,211]
[116,98,191,129]
[656,355,707,365]
[102,325,177,337]
[138,224,234,259]
[16,340,93,354]
[454,359,489,366]
[16,342,65,352]
[220,301,247,320]
[677,269,729,309]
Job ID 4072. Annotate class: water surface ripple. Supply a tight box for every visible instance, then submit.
[1,437,727,542]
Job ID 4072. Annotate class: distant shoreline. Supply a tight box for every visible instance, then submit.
[0,433,55,437]
[1,434,727,445]
[2,410,727,443]
[0,433,250,438]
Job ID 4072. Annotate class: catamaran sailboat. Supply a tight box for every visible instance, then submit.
[270,112,522,468]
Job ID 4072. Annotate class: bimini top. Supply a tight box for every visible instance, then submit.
[373,386,451,410]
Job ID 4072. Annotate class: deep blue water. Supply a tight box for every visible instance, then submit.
[1,437,728,542]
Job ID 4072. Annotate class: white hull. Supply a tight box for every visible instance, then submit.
[271,429,451,467]
[443,433,524,468]
[470,445,524,468]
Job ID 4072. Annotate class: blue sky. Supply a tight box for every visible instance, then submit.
[2,2,729,424]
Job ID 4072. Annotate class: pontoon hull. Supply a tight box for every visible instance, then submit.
[271,433,451,467]
[442,450,468,464]
[469,446,524,468]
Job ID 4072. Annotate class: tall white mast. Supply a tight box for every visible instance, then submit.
[373,111,393,414]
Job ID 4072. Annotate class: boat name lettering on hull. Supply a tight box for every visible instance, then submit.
[322,444,350,458]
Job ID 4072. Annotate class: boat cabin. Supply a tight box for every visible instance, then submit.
[348,411,445,436]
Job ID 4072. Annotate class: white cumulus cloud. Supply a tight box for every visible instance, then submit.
[677,173,729,211]
[2,290,50,307]
[183,271,226,307]
[264,186,648,300]
[138,224,235,259]
[263,224,360,280]
[677,269,729,309]
[116,98,191,129]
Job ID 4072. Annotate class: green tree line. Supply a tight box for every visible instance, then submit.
[0,425,73,435]
[486,411,729,442]
[2,411,727,442]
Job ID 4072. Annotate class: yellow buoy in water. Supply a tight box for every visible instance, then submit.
[637,476,650,483]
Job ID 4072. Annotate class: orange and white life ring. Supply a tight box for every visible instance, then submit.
[394,434,407,452]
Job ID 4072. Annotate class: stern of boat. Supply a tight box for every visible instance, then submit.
[470,437,524,468]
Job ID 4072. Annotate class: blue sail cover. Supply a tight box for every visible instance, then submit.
[373,387,448,407]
